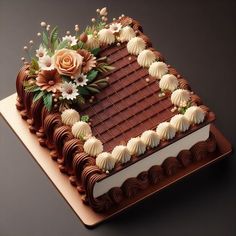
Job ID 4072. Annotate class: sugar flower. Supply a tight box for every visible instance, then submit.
[53,48,83,79]
[61,81,79,100]
[39,55,55,70]
[77,49,96,73]
[75,73,88,87]
[62,35,77,46]
[36,45,47,58]
[109,23,122,33]
[36,69,62,93]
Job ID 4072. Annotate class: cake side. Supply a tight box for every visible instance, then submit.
[15,11,217,213]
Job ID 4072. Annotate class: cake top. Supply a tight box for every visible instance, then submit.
[20,7,215,173]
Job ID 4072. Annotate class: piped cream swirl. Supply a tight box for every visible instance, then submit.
[112,145,131,164]
[137,49,156,67]
[127,37,146,55]
[159,74,179,92]
[127,137,146,156]
[184,106,205,124]
[156,122,176,140]
[141,130,160,148]
[83,136,103,157]
[96,152,116,172]
[148,61,168,79]
[170,114,190,132]
[61,109,80,126]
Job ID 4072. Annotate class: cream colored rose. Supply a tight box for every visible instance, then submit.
[53,49,83,78]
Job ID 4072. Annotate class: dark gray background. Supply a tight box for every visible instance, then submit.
[0,0,236,235]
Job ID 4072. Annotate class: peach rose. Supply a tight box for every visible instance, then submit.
[53,49,83,79]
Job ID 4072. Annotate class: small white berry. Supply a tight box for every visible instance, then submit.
[91,18,96,23]
[21,57,25,61]
[23,46,28,50]
[113,18,116,21]
[121,14,125,17]
[29,40,33,45]
[66,30,70,35]
[40,21,46,27]
[75,25,79,32]
[96,8,100,13]
[37,32,41,36]
[117,42,121,46]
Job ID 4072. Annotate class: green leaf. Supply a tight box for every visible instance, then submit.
[42,32,49,47]
[88,83,99,88]
[61,75,71,82]
[77,95,85,104]
[86,86,100,93]
[78,86,90,96]
[71,44,80,50]
[24,84,41,93]
[56,39,69,50]
[97,82,108,88]
[87,70,98,82]
[80,115,90,123]
[43,93,53,111]
[50,26,59,45]
[85,26,96,35]
[33,91,45,102]
[96,63,115,73]
[91,47,100,56]
[53,38,59,49]
[31,58,39,70]
[94,78,109,84]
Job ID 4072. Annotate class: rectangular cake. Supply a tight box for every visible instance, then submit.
[16,7,217,212]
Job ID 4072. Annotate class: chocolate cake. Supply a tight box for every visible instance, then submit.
[16,7,217,212]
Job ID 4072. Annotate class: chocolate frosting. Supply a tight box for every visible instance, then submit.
[61,138,84,175]
[43,113,62,148]
[177,150,192,167]
[16,65,29,111]
[73,152,95,182]
[53,126,74,157]
[148,165,164,184]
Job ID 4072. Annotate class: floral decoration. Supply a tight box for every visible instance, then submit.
[22,7,120,112]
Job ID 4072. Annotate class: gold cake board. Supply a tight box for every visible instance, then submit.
[0,94,232,228]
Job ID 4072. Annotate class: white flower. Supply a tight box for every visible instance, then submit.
[36,45,47,58]
[61,81,79,100]
[38,55,54,70]
[75,73,88,87]
[62,35,77,46]
[109,23,122,33]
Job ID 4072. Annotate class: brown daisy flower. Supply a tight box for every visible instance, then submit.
[36,69,62,93]
[77,49,96,74]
